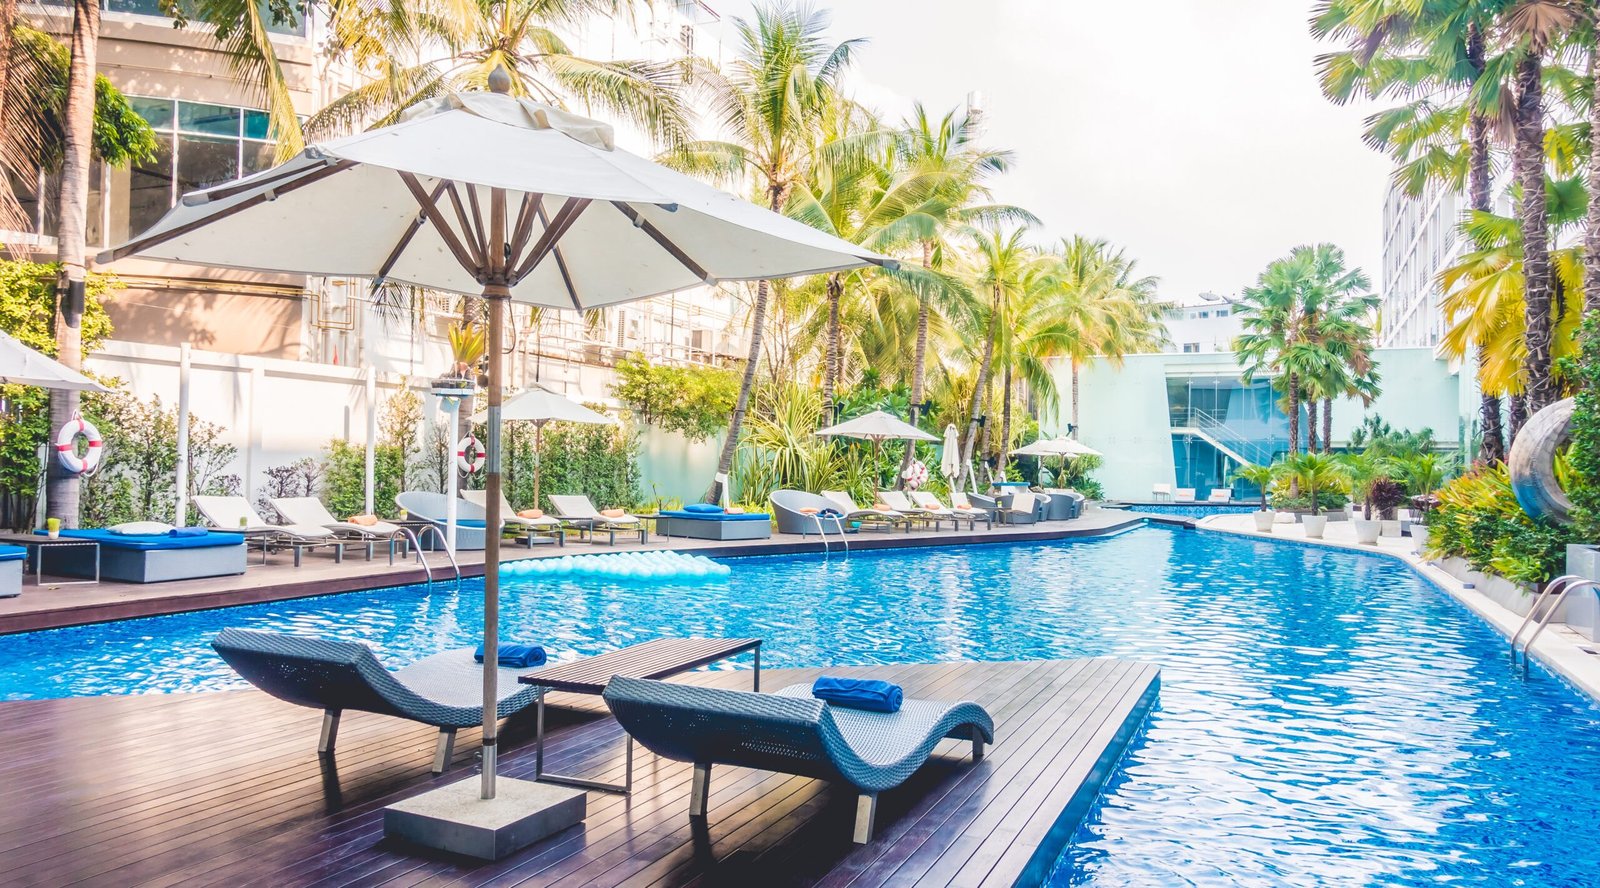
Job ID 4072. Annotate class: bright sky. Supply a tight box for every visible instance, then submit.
[710,0,1393,303]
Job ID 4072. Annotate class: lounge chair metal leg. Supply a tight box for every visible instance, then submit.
[318,710,341,754]
[973,725,985,761]
[432,728,456,774]
[853,792,877,844]
[690,763,711,817]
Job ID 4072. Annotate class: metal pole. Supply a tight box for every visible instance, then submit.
[445,397,459,554]
[244,365,262,505]
[482,283,508,800]
[174,342,191,526]
[365,367,377,515]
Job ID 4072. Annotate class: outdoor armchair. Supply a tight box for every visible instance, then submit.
[768,490,849,536]
[602,676,994,844]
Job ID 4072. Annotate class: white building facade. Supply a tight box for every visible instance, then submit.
[1161,293,1243,354]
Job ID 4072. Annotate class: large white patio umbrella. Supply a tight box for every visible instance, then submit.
[501,385,616,505]
[0,330,107,391]
[816,409,938,482]
[105,78,889,802]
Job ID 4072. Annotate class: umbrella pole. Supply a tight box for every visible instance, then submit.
[481,284,508,800]
[533,421,543,509]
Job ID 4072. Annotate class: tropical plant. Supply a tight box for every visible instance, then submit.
[954,225,1038,487]
[1389,452,1448,496]
[1278,452,1349,516]
[1568,310,1600,539]
[668,1,862,503]
[1050,236,1166,435]
[80,393,239,528]
[322,440,405,519]
[1232,462,1278,510]
[610,353,739,442]
[731,381,845,504]
[1366,477,1408,520]
[1428,462,1577,584]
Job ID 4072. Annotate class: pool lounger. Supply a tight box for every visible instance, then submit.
[655,510,772,541]
[547,494,647,545]
[0,545,22,597]
[603,676,994,844]
[40,529,247,583]
[211,628,542,775]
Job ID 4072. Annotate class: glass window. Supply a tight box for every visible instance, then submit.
[243,110,272,141]
[129,97,174,130]
[1182,342,1200,353]
[107,132,175,244]
[242,141,276,176]
[43,0,306,35]
[176,134,240,193]
[178,103,241,137]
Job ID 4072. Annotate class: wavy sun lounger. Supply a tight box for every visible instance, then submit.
[547,494,646,545]
[211,628,543,774]
[193,495,344,566]
[603,676,994,843]
[270,496,408,562]
[459,490,563,547]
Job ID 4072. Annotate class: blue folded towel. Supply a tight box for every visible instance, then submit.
[684,502,724,514]
[818,508,843,519]
[473,643,547,669]
[168,527,208,538]
[812,676,903,713]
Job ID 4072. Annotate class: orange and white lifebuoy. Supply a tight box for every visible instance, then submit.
[56,415,104,475]
[455,435,485,473]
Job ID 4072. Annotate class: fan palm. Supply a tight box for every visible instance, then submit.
[666,1,862,503]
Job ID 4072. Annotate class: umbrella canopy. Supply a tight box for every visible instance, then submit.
[1010,436,1102,458]
[107,82,885,805]
[940,424,961,481]
[0,330,107,391]
[815,410,938,443]
[103,93,891,306]
[501,385,616,505]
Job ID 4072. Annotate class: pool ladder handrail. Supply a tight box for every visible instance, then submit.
[811,512,849,555]
[1509,574,1598,673]
[394,525,462,587]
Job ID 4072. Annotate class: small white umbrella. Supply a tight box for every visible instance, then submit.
[940,424,961,481]
[501,385,615,505]
[1009,436,1102,458]
[107,81,888,804]
[0,330,107,391]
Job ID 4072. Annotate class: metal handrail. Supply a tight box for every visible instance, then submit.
[810,512,848,555]
[1510,574,1596,673]
[395,525,461,587]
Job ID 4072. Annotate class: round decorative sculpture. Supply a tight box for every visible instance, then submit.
[1507,397,1574,525]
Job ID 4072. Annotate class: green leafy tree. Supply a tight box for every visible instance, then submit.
[610,354,738,442]
[80,393,239,527]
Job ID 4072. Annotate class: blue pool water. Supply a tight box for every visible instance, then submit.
[1117,502,1259,518]
[2,526,1598,886]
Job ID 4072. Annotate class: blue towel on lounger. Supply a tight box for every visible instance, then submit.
[812,676,903,713]
[169,527,208,538]
[474,643,547,669]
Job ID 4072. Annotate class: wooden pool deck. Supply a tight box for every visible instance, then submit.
[0,509,1154,634]
[0,658,1159,887]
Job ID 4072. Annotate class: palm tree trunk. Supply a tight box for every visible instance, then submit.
[1306,394,1319,454]
[1514,50,1556,414]
[707,182,784,503]
[1322,397,1333,453]
[822,272,842,421]
[0,0,17,150]
[1467,20,1507,463]
[1509,393,1528,442]
[959,285,1000,490]
[1286,375,1300,457]
[1070,361,1080,437]
[46,0,98,528]
[999,364,1013,472]
[895,242,932,489]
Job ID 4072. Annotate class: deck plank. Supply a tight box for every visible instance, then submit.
[0,659,1156,888]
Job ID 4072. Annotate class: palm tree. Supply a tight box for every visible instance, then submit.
[1051,236,1164,436]
[955,225,1036,488]
[44,0,99,528]
[668,1,862,503]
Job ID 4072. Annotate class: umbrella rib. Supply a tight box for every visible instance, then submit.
[610,202,709,282]
[506,192,542,267]
[445,183,488,270]
[371,181,448,292]
[185,158,339,204]
[535,200,583,310]
[104,160,357,262]
[511,197,590,284]
[466,184,490,267]
[399,171,483,278]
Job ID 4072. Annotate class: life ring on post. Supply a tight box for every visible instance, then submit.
[455,435,485,473]
[56,415,104,476]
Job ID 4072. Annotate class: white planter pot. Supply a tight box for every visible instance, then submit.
[1412,523,1430,555]
[1353,518,1381,545]
[1252,510,1276,532]
[1302,515,1328,538]
[1380,519,1402,537]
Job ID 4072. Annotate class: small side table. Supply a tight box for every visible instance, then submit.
[0,534,100,586]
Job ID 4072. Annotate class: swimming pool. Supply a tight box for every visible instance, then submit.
[1114,502,1260,518]
[1,526,1596,886]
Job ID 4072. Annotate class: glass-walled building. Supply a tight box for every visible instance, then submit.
[1166,376,1291,495]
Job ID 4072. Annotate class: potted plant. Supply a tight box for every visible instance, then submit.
[1233,463,1278,532]
[1283,453,1344,539]
[1354,476,1403,545]
[1369,477,1408,536]
[1410,493,1439,554]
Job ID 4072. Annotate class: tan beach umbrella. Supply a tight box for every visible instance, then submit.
[501,385,616,505]
[106,77,889,801]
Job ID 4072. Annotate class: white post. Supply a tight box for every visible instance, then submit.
[174,343,191,526]
[365,367,377,515]
[444,396,460,553]
[244,365,263,505]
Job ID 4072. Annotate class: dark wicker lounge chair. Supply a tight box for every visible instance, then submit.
[212,628,542,774]
[602,677,995,843]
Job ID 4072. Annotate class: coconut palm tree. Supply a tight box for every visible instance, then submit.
[955,225,1038,488]
[668,1,862,503]
[1051,236,1164,437]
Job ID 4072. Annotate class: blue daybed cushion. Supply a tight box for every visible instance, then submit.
[658,509,771,522]
[47,528,246,550]
[683,502,724,514]
[0,545,24,562]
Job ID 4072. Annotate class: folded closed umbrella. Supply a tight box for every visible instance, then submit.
[940,424,961,481]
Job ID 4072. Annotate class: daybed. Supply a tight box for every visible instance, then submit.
[47,529,246,583]
[211,628,542,774]
[769,490,848,536]
[603,676,995,844]
[395,491,489,550]
[0,545,23,597]
[656,508,773,541]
